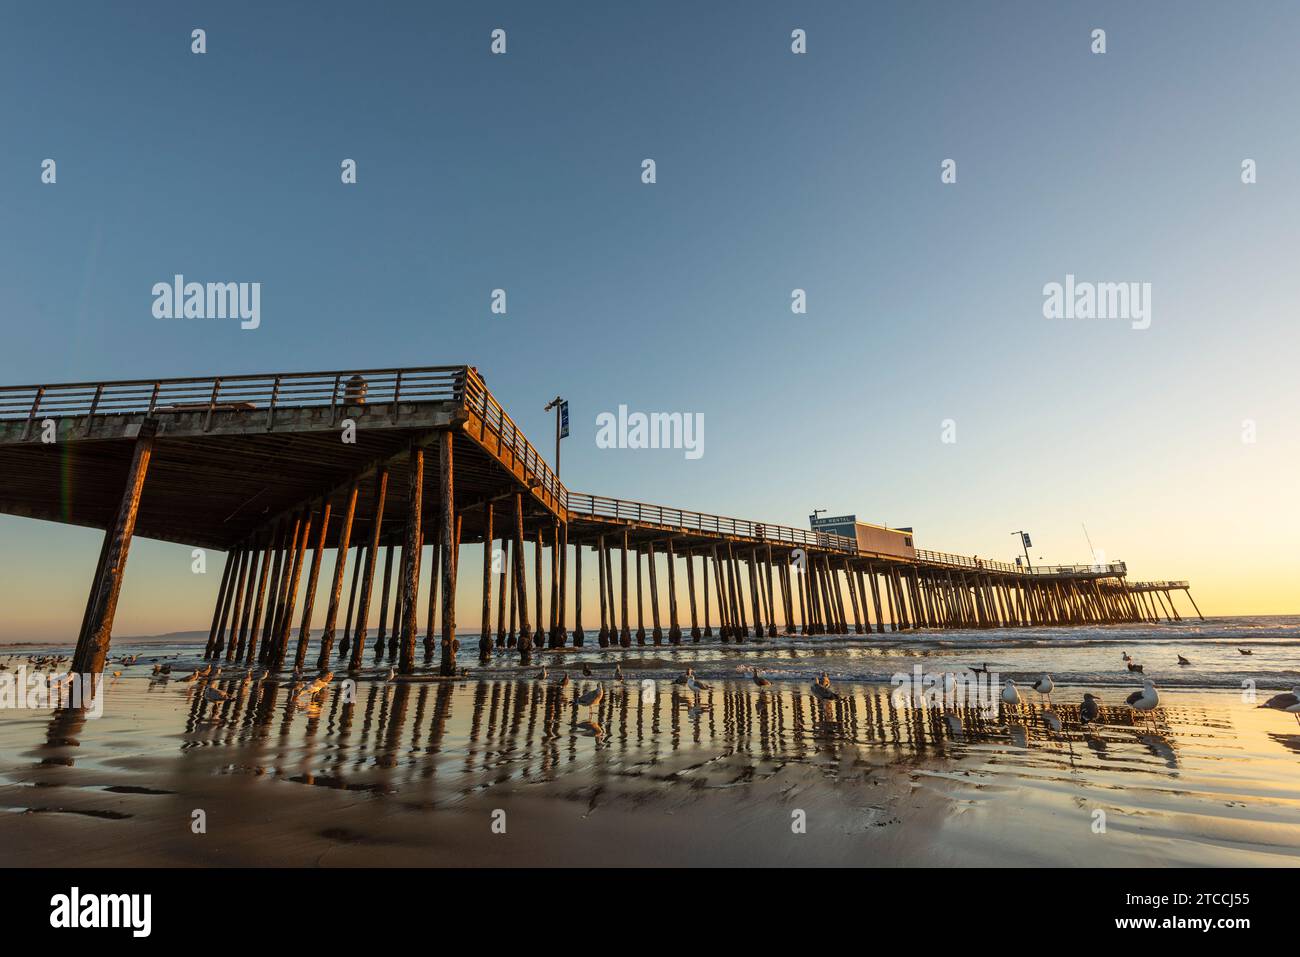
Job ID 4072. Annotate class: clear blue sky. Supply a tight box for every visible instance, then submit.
[2,1,1298,638]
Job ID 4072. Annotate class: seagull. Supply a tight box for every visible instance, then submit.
[204,684,231,703]
[296,671,334,704]
[1259,687,1300,727]
[1031,674,1054,703]
[1238,648,1253,656]
[614,664,624,683]
[1177,655,1191,666]
[1080,693,1102,724]
[180,670,201,683]
[1126,679,1159,721]
[576,683,604,712]
[536,666,548,681]
[1122,652,1132,662]
[558,672,570,690]
[1042,709,1063,734]
[1126,662,1144,673]
[1001,679,1021,706]
[673,670,690,686]
[582,663,593,677]
[686,671,711,694]
[810,674,839,701]
[752,668,771,687]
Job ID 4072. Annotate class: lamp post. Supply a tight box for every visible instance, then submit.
[543,396,566,478]
[1011,531,1033,570]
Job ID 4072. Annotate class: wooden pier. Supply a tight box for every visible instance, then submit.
[0,365,1202,677]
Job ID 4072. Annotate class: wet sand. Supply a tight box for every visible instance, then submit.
[3,662,1300,867]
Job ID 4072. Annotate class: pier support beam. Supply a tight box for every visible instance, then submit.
[316,483,358,670]
[619,531,632,647]
[495,534,508,648]
[666,539,682,644]
[203,549,235,660]
[746,549,763,638]
[510,491,531,662]
[439,436,461,673]
[349,473,388,671]
[398,446,425,673]
[294,499,332,672]
[635,546,647,645]
[479,503,494,661]
[702,550,713,638]
[270,508,312,672]
[686,549,701,641]
[597,536,610,647]
[648,541,663,644]
[572,540,583,646]
[233,538,266,661]
[338,536,363,660]
[71,418,157,678]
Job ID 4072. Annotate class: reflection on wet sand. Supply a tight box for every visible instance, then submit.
[4,674,1298,867]
[142,675,1215,795]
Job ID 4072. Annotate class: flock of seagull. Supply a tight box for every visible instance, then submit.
[6,641,1299,731]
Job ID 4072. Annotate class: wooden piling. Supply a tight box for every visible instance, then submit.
[746,549,763,638]
[214,546,248,659]
[293,499,332,672]
[71,418,157,677]
[495,534,508,647]
[270,508,312,671]
[648,541,663,644]
[666,539,683,644]
[479,503,494,660]
[338,536,364,660]
[349,470,389,672]
[316,483,358,670]
[204,549,236,660]
[374,542,396,662]
[509,490,531,660]
[572,539,583,646]
[597,536,609,647]
[635,545,647,644]
[686,549,701,641]
[439,435,461,673]
[233,537,266,661]
[619,530,631,647]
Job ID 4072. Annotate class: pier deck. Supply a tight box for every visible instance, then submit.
[0,365,1200,676]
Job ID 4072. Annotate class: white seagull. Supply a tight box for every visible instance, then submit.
[1126,679,1159,721]
[576,683,604,713]
[686,670,711,695]
[296,671,334,704]
[1001,679,1021,706]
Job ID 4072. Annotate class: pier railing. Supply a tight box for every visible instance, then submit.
[0,366,468,432]
[564,492,860,551]
[461,368,566,514]
[916,549,1126,577]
